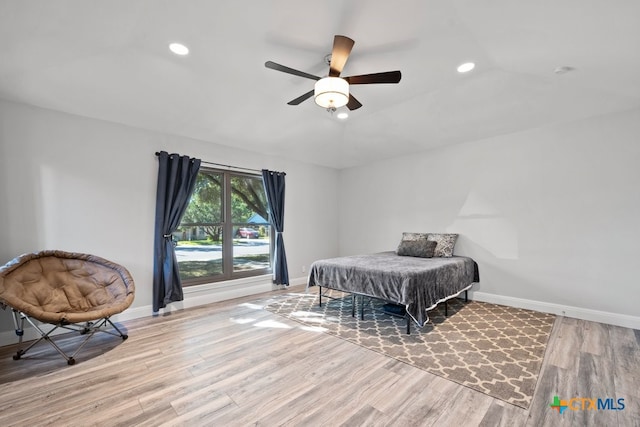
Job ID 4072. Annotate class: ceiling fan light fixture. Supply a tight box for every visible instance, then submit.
[314,77,349,109]
[265,35,400,111]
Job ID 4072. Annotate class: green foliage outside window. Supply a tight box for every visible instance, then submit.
[176,169,271,283]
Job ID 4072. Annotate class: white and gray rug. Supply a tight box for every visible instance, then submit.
[265,290,555,409]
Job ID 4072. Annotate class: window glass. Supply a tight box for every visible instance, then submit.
[175,169,272,284]
[230,175,268,224]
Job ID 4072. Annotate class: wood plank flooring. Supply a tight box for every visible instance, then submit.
[0,286,638,426]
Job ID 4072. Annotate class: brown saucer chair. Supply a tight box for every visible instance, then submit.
[0,250,135,365]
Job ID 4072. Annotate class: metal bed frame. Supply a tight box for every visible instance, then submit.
[318,286,469,334]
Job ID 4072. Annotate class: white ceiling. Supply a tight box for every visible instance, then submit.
[1,0,639,169]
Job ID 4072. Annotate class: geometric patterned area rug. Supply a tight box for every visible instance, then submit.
[265,290,556,409]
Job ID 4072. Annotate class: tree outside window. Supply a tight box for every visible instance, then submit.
[174,169,271,284]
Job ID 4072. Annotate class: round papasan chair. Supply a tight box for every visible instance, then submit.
[0,250,135,365]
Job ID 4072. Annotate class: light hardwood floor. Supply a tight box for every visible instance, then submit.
[0,286,638,426]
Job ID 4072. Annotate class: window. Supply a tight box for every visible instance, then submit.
[174,168,271,285]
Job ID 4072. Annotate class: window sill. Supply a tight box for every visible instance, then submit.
[183,274,273,296]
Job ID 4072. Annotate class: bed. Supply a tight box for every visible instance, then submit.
[307,249,479,333]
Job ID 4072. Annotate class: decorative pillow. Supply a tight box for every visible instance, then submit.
[427,233,458,257]
[401,232,429,241]
[396,239,437,258]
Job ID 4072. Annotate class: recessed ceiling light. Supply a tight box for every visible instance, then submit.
[169,43,189,56]
[457,62,475,73]
[337,112,349,120]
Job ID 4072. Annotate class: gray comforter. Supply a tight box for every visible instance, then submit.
[307,251,479,327]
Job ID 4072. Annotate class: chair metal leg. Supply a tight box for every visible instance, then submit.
[9,312,128,365]
[11,309,26,343]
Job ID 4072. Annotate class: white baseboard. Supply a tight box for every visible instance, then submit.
[0,275,310,348]
[7,278,633,348]
[288,276,308,287]
[470,291,640,330]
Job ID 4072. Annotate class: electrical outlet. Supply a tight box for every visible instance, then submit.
[302,265,306,273]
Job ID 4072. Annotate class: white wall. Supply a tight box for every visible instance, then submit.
[338,108,640,328]
[1,98,637,343]
[0,99,339,341]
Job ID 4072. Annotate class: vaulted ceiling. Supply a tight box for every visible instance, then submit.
[1,0,639,169]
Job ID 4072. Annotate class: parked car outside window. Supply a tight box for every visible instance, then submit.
[236,227,260,238]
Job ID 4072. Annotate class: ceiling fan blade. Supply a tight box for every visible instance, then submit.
[344,70,402,85]
[346,94,362,110]
[265,61,321,81]
[287,90,315,105]
[329,35,355,77]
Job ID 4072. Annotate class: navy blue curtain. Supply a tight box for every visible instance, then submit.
[262,169,289,285]
[153,151,201,312]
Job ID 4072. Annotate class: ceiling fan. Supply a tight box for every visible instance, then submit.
[265,35,402,111]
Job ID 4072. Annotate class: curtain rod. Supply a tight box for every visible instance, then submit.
[155,152,262,173]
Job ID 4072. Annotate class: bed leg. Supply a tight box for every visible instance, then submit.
[465,290,468,302]
[360,296,364,320]
[319,286,322,307]
[351,294,355,317]
[406,316,410,335]
[445,300,448,317]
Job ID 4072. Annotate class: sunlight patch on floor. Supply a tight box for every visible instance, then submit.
[299,325,328,332]
[253,319,292,329]
[238,302,264,310]
[291,311,323,318]
[230,317,256,324]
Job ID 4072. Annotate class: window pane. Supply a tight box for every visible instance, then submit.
[230,175,268,224]
[233,226,271,272]
[182,171,223,224]
[175,168,272,285]
[175,226,224,280]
